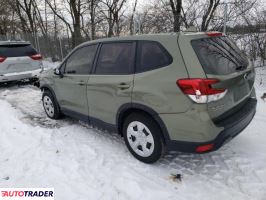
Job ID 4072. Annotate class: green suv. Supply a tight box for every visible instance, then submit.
[40,32,257,163]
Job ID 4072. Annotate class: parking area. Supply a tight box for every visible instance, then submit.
[0,69,266,200]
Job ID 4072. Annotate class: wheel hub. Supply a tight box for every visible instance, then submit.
[127,121,155,157]
[43,96,55,117]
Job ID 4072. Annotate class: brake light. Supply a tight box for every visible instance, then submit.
[177,79,227,103]
[0,56,6,63]
[206,32,223,37]
[196,144,214,153]
[30,54,42,60]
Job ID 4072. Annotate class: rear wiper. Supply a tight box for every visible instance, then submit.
[235,65,246,71]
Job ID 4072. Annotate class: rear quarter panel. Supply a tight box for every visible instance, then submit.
[132,35,192,114]
[177,33,208,78]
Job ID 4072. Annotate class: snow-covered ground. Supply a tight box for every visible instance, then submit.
[42,60,60,70]
[0,66,266,200]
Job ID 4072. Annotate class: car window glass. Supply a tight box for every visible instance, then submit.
[65,45,97,75]
[191,36,249,75]
[0,44,37,57]
[95,42,135,75]
[137,41,172,73]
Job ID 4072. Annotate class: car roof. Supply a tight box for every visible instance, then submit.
[79,33,179,46]
[0,41,31,46]
[78,31,218,48]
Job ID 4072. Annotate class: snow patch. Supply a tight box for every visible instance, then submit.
[0,66,266,199]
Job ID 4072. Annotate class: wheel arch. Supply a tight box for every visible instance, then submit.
[41,84,63,119]
[116,103,171,144]
[40,84,57,99]
[40,84,60,108]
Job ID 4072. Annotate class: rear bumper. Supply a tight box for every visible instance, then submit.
[0,69,42,83]
[167,98,257,153]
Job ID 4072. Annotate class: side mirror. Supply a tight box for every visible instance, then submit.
[54,68,63,78]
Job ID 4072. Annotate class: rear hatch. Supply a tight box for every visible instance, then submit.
[0,43,42,74]
[191,35,255,119]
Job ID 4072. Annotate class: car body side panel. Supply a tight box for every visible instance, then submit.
[39,33,257,151]
[53,74,90,116]
[177,34,208,78]
[159,103,223,143]
[86,74,134,125]
[132,35,192,114]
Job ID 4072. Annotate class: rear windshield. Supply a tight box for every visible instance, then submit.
[0,44,37,57]
[191,36,249,75]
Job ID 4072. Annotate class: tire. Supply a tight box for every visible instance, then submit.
[30,78,40,88]
[42,90,62,119]
[123,113,164,163]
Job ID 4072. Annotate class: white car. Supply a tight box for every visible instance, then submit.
[0,41,43,83]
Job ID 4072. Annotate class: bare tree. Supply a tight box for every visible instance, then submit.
[100,0,127,37]
[201,0,220,31]
[13,0,37,33]
[169,0,182,32]
[45,0,86,47]
[0,0,17,37]
[88,0,99,39]
[234,6,266,65]
[129,0,138,35]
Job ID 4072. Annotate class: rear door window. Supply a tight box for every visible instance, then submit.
[191,36,249,75]
[136,41,172,73]
[65,45,97,75]
[95,42,135,75]
[0,44,37,57]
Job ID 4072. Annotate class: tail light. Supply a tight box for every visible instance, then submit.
[30,54,42,60]
[177,78,227,103]
[0,56,6,63]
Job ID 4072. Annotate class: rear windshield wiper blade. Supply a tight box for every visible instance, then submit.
[235,65,246,71]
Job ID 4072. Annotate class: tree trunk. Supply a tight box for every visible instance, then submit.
[129,0,138,35]
[169,0,182,32]
[201,0,220,31]
[90,0,96,40]
[108,11,114,37]
[73,24,82,47]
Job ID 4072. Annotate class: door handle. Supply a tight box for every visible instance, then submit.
[77,81,86,86]
[117,82,130,89]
